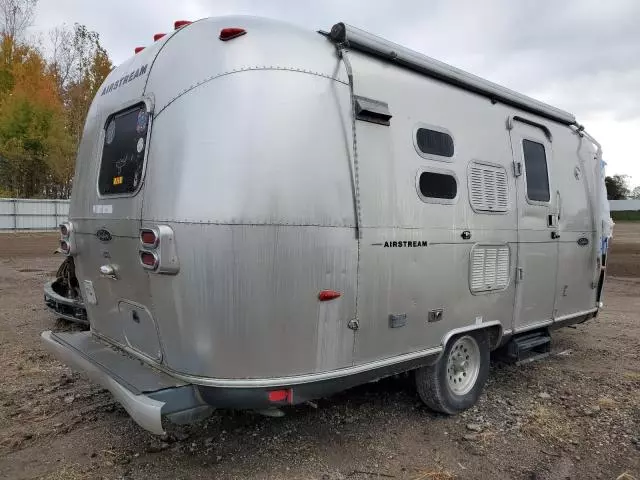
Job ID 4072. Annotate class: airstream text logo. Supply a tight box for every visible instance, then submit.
[372,241,428,248]
[101,64,148,96]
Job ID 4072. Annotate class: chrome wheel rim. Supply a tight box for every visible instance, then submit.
[446,335,481,395]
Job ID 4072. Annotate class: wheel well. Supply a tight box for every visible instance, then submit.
[442,323,504,352]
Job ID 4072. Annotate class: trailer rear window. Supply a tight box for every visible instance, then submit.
[98,104,149,195]
[522,139,550,202]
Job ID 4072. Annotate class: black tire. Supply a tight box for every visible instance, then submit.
[415,330,490,414]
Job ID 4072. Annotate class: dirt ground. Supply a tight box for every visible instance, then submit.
[0,226,638,480]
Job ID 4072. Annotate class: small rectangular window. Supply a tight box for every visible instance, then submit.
[522,139,550,202]
[418,171,457,201]
[98,104,149,195]
[416,128,454,158]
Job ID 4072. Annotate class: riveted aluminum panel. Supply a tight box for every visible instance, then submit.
[141,70,354,227]
[146,224,357,379]
[145,16,348,117]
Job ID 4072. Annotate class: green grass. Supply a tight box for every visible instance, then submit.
[611,210,640,221]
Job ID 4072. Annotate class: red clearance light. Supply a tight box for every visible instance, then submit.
[140,229,158,247]
[134,47,145,54]
[174,20,192,30]
[219,27,246,41]
[153,33,166,41]
[318,290,341,302]
[140,251,158,269]
[268,389,292,403]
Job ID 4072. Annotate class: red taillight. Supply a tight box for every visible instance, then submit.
[174,20,192,30]
[140,251,158,269]
[140,229,158,247]
[60,224,69,237]
[268,389,292,403]
[134,47,145,54]
[60,240,70,255]
[318,290,341,301]
[219,27,246,41]
[153,33,166,41]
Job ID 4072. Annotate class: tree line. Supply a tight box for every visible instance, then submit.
[0,0,112,198]
[606,175,640,200]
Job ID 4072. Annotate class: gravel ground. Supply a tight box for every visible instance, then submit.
[0,226,638,480]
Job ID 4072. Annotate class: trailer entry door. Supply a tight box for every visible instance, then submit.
[509,121,559,331]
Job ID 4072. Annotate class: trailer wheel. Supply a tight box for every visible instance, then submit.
[415,330,490,414]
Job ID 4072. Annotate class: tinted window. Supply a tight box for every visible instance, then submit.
[419,171,457,200]
[416,128,454,157]
[98,104,149,195]
[522,139,550,202]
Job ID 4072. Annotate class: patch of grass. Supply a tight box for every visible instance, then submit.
[40,465,86,480]
[412,470,456,480]
[598,397,616,409]
[523,405,577,443]
[611,211,640,221]
[623,371,640,381]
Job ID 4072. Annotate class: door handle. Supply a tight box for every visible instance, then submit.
[551,231,560,240]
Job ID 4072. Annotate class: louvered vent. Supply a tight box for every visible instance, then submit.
[468,162,509,213]
[470,245,510,293]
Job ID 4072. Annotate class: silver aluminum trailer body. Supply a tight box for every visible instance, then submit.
[41,16,606,434]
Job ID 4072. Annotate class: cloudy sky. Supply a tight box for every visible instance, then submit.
[33,0,640,187]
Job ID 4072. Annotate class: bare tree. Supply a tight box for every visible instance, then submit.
[49,25,76,92]
[0,0,37,40]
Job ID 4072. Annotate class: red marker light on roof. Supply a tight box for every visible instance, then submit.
[134,47,145,54]
[219,27,246,41]
[318,290,341,301]
[153,33,166,41]
[174,20,192,30]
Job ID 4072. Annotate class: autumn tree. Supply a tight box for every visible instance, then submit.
[0,0,112,198]
[48,23,112,195]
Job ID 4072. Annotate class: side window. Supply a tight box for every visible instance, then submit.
[417,169,457,204]
[414,126,454,159]
[522,139,550,202]
[98,104,149,196]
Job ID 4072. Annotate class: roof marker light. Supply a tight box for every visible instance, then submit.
[153,33,166,41]
[134,47,145,54]
[174,20,192,30]
[219,27,246,41]
[318,290,341,302]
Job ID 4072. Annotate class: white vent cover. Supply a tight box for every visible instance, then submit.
[470,245,510,293]
[468,162,509,213]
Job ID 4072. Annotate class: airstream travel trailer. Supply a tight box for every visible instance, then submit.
[41,16,609,435]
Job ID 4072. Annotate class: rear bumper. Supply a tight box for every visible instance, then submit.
[41,331,210,435]
[43,281,88,325]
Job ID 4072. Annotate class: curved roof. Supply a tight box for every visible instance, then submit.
[327,22,576,126]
